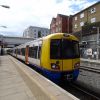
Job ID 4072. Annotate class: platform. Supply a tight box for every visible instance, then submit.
[0,55,79,100]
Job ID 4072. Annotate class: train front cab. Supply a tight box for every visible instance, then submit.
[41,33,80,82]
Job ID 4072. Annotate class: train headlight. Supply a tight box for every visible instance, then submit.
[52,64,56,68]
[74,62,80,69]
[51,63,60,70]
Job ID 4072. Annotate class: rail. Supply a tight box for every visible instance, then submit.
[59,82,100,100]
[80,66,100,73]
[70,83,100,100]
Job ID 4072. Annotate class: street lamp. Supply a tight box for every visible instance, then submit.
[93,26,100,60]
[0,5,10,9]
[0,4,10,55]
[0,26,7,28]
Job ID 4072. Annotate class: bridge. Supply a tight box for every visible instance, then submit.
[0,35,34,55]
[0,35,34,48]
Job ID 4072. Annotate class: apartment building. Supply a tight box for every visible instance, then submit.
[50,14,72,34]
[73,1,100,37]
[50,18,56,33]
[23,26,50,39]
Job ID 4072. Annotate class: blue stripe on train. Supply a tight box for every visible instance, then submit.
[42,68,79,83]
[73,69,79,81]
[29,62,79,82]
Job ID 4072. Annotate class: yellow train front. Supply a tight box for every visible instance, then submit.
[8,33,80,82]
[41,33,80,82]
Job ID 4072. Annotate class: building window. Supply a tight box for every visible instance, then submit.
[80,13,84,18]
[74,24,78,29]
[91,8,96,14]
[91,18,96,23]
[59,21,61,24]
[56,22,58,25]
[80,22,84,26]
[56,28,58,32]
[75,16,77,20]
[53,24,55,27]
[59,27,61,31]
[34,30,36,32]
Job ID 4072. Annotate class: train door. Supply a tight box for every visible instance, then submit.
[50,39,63,71]
[62,39,73,71]
[50,39,79,72]
[37,40,42,65]
[25,45,29,64]
[16,48,18,58]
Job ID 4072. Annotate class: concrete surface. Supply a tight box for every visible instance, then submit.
[0,55,79,100]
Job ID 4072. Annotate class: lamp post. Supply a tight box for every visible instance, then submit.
[0,5,10,9]
[0,26,7,28]
[93,27,100,60]
[0,4,10,55]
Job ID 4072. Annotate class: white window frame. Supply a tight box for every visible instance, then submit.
[75,16,77,20]
[80,13,84,18]
[74,24,78,29]
[59,27,61,31]
[91,8,96,14]
[59,20,61,24]
[56,22,58,25]
[80,22,84,26]
[56,28,58,32]
[91,18,96,23]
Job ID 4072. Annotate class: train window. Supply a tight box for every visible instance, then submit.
[29,47,34,58]
[21,48,25,56]
[15,49,17,54]
[29,46,38,58]
[33,46,38,58]
[50,39,62,59]
[37,46,41,59]
[50,39,80,59]
[72,41,80,58]
[62,40,73,58]
[62,40,80,59]
[13,49,15,53]
[17,49,21,55]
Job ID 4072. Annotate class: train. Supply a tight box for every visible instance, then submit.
[7,33,80,82]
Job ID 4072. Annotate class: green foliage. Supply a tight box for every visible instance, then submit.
[82,21,100,36]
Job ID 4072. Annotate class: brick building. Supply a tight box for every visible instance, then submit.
[50,14,72,34]
[72,1,100,39]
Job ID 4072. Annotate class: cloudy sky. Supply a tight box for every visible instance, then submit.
[0,0,99,37]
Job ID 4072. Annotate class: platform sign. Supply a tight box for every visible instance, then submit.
[86,48,92,56]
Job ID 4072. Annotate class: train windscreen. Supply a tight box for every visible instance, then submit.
[50,39,80,59]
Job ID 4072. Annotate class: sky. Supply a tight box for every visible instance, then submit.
[0,0,99,37]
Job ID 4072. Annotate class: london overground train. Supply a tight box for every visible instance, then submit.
[7,33,80,82]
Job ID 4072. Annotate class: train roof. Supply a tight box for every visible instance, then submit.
[43,33,79,41]
[13,33,78,49]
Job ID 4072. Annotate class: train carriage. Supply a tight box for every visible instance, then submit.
[8,33,80,82]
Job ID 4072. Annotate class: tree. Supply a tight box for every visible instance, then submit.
[82,21,100,36]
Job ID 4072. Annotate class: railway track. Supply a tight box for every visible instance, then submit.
[15,56,100,100]
[59,82,100,100]
[80,66,100,73]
